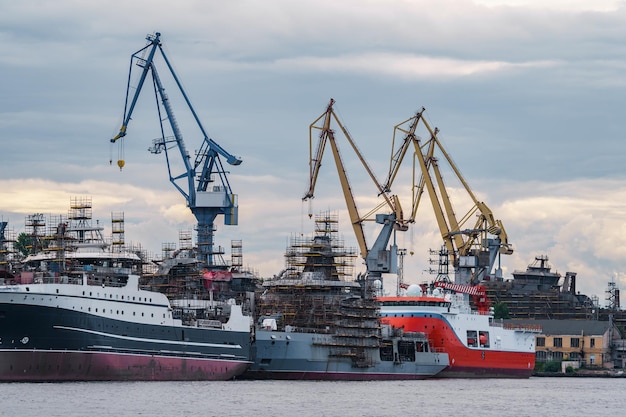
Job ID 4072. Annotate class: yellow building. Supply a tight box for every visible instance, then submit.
[508,319,622,368]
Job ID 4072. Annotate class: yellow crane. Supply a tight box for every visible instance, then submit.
[303,99,408,287]
[382,107,512,285]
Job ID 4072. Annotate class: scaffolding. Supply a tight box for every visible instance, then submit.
[0,221,16,272]
[231,239,243,270]
[111,212,125,251]
[256,212,365,335]
[179,229,193,251]
[284,212,357,280]
[25,213,46,254]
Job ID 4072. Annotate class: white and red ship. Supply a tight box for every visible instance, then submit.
[378,282,541,378]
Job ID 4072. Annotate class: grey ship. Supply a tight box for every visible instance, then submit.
[243,213,448,380]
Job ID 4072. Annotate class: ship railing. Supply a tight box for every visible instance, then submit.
[503,323,543,332]
[92,265,133,275]
[34,275,84,286]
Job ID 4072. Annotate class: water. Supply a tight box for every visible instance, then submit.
[1,377,624,417]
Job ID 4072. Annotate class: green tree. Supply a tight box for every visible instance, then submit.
[14,233,34,257]
[493,302,510,319]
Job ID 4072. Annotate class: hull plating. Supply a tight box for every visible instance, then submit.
[0,287,251,381]
[0,350,249,381]
[380,314,535,378]
[243,331,449,381]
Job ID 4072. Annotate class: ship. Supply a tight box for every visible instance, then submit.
[378,282,540,378]
[481,255,597,319]
[0,199,253,381]
[243,213,449,380]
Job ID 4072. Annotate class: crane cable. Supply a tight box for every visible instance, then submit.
[109,137,125,171]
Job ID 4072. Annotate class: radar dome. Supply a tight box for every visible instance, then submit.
[373,279,383,289]
[406,284,423,296]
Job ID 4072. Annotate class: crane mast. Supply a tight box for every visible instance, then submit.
[304,99,408,292]
[110,32,242,268]
[383,108,512,286]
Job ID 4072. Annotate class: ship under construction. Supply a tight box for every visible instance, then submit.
[243,212,449,380]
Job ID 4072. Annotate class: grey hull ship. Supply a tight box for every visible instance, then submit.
[243,213,448,380]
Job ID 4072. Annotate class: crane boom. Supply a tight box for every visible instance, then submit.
[304,99,407,290]
[109,32,242,267]
[304,99,368,259]
[383,108,512,285]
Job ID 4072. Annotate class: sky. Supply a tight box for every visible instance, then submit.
[1,0,626,305]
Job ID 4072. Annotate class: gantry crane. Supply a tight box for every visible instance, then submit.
[382,107,512,286]
[109,32,241,268]
[304,99,408,292]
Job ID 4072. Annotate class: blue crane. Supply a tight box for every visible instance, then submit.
[110,32,242,268]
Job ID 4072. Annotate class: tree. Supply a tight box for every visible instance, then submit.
[14,233,34,257]
[493,302,510,319]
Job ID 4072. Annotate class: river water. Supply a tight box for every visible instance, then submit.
[1,377,624,417]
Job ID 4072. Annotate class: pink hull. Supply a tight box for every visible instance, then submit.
[0,350,251,381]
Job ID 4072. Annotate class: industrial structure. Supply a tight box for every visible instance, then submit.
[256,212,362,332]
[0,221,15,278]
[110,32,241,269]
[304,99,408,293]
[382,107,512,286]
[248,212,449,379]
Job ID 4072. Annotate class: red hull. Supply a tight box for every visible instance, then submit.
[382,316,535,378]
[0,350,250,381]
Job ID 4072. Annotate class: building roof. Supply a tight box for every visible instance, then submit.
[504,319,613,336]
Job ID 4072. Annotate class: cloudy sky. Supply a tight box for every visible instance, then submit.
[1,0,626,305]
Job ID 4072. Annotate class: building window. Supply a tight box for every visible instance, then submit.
[552,351,563,361]
[536,351,547,362]
[537,337,545,347]
[553,337,563,347]
[570,352,580,360]
[590,338,596,348]
[571,338,580,348]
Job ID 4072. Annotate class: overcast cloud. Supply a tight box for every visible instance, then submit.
[2,0,626,304]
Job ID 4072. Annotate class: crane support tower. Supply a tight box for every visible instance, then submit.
[304,99,408,293]
[382,107,512,286]
[110,32,242,268]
